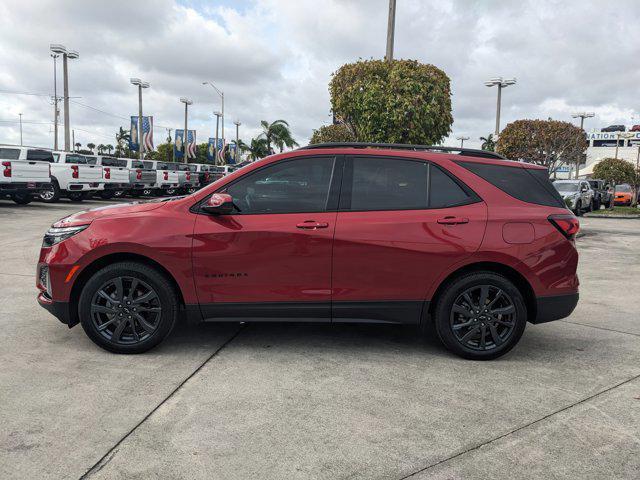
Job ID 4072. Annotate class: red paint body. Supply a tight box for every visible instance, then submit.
[37,148,579,324]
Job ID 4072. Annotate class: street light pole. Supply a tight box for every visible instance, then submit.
[202,82,224,149]
[51,53,59,151]
[571,112,594,178]
[484,77,516,137]
[214,112,221,165]
[50,44,78,152]
[19,113,23,146]
[456,135,469,148]
[180,97,193,164]
[130,78,150,160]
[386,0,397,62]
[234,120,241,163]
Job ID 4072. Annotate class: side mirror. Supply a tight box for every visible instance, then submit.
[202,193,234,215]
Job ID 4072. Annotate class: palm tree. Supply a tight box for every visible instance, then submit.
[74,142,81,152]
[259,120,298,153]
[87,142,96,153]
[239,137,269,160]
[480,134,496,152]
[106,144,114,154]
[97,144,105,154]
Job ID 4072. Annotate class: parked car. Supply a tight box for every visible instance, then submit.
[553,180,594,216]
[630,125,640,132]
[86,156,130,199]
[37,143,580,360]
[601,125,626,132]
[0,145,52,204]
[613,184,634,206]
[587,179,613,209]
[122,159,156,197]
[40,152,103,202]
[193,163,217,188]
[174,163,196,194]
[147,161,180,196]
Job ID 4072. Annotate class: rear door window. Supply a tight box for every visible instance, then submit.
[457,161,565,208]
[27,149,54,162]
[65,154,88,164]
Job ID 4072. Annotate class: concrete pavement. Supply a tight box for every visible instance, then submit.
[0,200,638,479]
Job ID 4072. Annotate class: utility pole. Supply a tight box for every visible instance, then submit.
[50,44,78,152]
[18,113,23,146]
[202,82,225,150]
[51,53,59,150]
[386,0,397,62]
[234,120,241,163]
[485,77,516,137]
[180,98,193,163]
[72,129,75,152]
[214,112,221,165]
[572,112,594,178]
[456,135,469,148]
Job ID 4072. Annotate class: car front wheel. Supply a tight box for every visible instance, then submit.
[11,192,32,204]
[78,262,178,353]
[433,272,527,360]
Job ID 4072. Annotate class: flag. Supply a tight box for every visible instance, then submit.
[207,138,215,161]
[174,129,184,159]
[228,143,237,165]
[130,116,153,152]
[186,130,197,159]
[217,139,226,164]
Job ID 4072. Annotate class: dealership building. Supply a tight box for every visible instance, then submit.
[555,130,640,179]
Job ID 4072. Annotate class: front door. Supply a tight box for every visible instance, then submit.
[331,155,487,324]
[192,155,340,321]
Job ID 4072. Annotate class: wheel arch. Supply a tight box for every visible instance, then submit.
[68,252,186,326]
[426,261,537,325]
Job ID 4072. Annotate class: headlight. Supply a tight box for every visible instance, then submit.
[42,225,89,247]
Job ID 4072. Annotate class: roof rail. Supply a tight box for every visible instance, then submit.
[299,142,507,160]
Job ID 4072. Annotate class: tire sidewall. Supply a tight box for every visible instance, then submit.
[434,272,527,360]
[40,180,60,203]
[78,262,178,354]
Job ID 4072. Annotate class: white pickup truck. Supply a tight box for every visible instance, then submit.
[147,160,180,196]
[86,155,131,199]
[0,145,52,204]
[40,152,103,202]
[124,159,156,197]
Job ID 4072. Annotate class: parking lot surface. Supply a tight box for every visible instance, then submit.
[1,199,639,480]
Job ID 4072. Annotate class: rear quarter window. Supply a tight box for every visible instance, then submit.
[457,161,565,208]
[0,148,20,160]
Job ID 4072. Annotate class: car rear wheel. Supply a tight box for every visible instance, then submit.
[574,200,583,216]
[78,262,178,353]
[68,191,85,202]
[433,272,527,360]
[39,180,61,203]
[99,190,115,200]
[11,192,32,204]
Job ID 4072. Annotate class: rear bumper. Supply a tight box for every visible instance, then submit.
[0,182,51,194]
[531,292,579,324]
[103,183,128,190]
[130,183,155,190]
[66,183,100,192]
[37,291,76,327]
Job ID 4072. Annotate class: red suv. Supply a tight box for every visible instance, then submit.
[37,144,579,360]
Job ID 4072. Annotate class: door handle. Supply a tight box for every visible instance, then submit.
[437,216,469,225]
[296,221,329,229]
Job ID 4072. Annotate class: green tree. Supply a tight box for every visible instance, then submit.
[239,137,270,160]
[96,144,105,154]
[115,127,130,156]
[479,134,496,152]
[155,142,174,163]
[74,142,81,152]
[592,158,640,206]
[309,123,356,144]
[496,119,588,175]
[105,144,114,154]
[329,59,453,144]
[86,142,96,153]
[260,120,298,153]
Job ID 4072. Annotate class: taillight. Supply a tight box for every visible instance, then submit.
[548,214,579,239]
[104,167,111,179]
[2,161,11,177]
[163,171,168,181]
[186,172,191,181]
[204,172,210,182]
[136,169,142,180]
[71,165,79,179]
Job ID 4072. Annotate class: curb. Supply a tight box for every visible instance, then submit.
[583,213,640,219]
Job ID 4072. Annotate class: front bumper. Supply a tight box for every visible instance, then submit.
[37,291,76,327]
[531,292,579,324]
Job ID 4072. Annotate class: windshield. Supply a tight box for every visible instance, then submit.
[554,183,579,192]
[617,184,632,192]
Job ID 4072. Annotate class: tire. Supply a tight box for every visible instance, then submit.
[11,192,32,204]
[99,190,115,200]
[78,262,178,354]
[593,198,601,210]
[39,180,61,203]
[433,272,527,360]
[113,190,125,198]
[165,188,177,196]
[574,201,583,216]
[68,191,85,202]
[586,200,593,212]
[142,188,153,196]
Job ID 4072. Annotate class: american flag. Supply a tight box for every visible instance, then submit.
[217,140,226,163]
[142,116,154,152]
[187,130,197,159]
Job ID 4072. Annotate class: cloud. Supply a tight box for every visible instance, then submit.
[0,0,639,150]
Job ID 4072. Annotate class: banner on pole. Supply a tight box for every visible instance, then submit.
[207,138,216,162]
[129,116,153,152]
[186,130,197,159]
[174,129,184,159]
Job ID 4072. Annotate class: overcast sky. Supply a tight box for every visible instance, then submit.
[1,0,639,151]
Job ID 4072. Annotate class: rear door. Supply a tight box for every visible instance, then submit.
[192,155,341,321]
[331,155,487,324]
